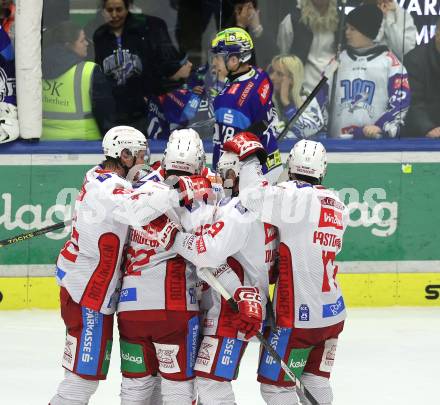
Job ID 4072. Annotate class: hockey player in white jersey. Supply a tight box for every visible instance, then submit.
[116,130,215,405]
[164,151,278,405]
[139,128,224,201]
[50,126,196,405]
[222,133,348,405]
[328,4,411,139]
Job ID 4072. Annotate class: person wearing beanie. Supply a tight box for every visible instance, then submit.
[327,3,411,139]
[363,0,417,62]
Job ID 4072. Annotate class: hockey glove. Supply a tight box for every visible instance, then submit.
[187,175,213,204]
[165,175,195,207]
[148,214,181,250]
[223,132,267,165]
[233,286,263,340]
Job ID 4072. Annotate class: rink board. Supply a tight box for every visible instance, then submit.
[1,143,440,309]
[1,272,440,309]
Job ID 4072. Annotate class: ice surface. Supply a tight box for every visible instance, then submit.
[1,307,439,404]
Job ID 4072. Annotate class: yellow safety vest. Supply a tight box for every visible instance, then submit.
[42,61,101,140]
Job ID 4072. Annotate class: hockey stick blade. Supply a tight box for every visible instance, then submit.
[199,267,320,405]
[0,220,71,248]
[277,76,328,143]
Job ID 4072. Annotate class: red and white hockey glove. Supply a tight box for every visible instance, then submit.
[223,132,267,165]
[167,175,213,206]
[165,175,195,207]
[147,214,181,250]
[187,175,213,204]
[233,286,263,340]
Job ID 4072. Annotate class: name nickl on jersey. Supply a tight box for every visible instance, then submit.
[313,231,341,248]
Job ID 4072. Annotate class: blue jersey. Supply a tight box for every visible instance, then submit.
[213,68,281,173]
[0,26,16,105]
[146,88,202,139]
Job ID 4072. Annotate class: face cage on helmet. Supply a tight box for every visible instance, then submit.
[210,50,250,70]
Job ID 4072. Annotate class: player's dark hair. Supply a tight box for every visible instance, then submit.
[166,169,193,177]
[102,156,122,170]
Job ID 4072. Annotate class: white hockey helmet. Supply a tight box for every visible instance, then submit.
[102,126,148,159]
[163,129,203,174]
[217,151,240,180]
[287,139,327,181]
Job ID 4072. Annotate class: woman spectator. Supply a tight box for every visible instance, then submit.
[42,21,115,140]
[269,54,324,139]
[276,0,340,92]
[93,0,179,133]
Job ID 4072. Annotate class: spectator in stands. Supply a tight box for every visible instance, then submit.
[42,0,69,32]
[276,0,341,92]
[0,23,18,144]
[403,18,440,138]
[0,0,15,41]
[364,0,417,61]
[328,4,411,139]
[269,54,324,139]
[173,0,223,66]
[224,0,263,66]
[42,21,116,140]
[93,0,179,134]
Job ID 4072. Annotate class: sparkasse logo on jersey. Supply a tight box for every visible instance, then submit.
[318,207,343,230]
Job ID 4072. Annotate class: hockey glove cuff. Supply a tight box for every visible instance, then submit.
[223,132,267,166]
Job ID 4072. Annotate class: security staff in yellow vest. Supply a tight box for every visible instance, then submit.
[42,21,116,140]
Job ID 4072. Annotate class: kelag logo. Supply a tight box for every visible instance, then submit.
[425,285,440,300]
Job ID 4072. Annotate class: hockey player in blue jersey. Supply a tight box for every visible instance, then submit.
[210,27,282,184]
[146,55,204,140]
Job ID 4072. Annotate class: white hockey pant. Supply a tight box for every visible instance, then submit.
[50,370,99,405]
[196,376,236,405]
[260,383,299,405]
[298,373,333,405]
[120,375,162,405]
[161,377,194,405]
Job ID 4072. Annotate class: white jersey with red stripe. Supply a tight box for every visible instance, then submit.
[174,196,278,338]
[238,158,348,329]
[117,199,217,313]
[55,165,180,315]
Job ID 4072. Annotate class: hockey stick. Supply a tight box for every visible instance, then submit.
[277,75,328,142]
[0,220,71,248]
[199,267,320,405]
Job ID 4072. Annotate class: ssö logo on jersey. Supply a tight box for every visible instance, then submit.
[319,207,343,230]
[322,296,345,318]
